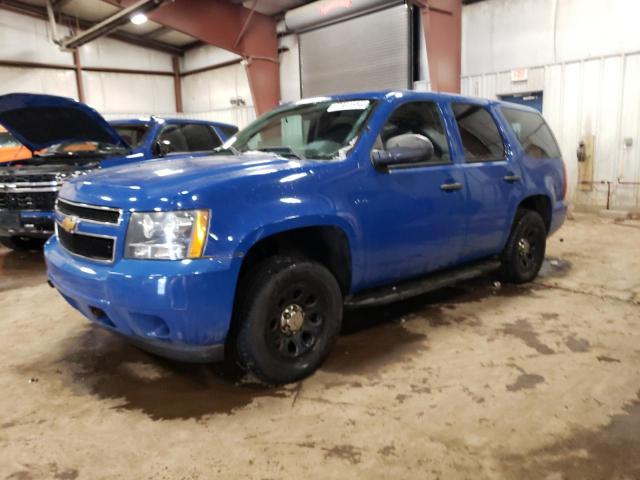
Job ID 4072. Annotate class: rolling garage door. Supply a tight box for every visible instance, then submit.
[299,3,412,97]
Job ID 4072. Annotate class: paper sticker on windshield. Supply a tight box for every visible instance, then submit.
[327,100,370,112]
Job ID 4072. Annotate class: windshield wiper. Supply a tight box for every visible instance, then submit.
[214,145,242,156]
[254,146,306,160]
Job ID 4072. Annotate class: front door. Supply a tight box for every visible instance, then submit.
[360,100,468,288]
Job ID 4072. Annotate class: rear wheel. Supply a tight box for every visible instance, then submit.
[500,209,546,284]
[0,236,47,251]
[232,255,343,385]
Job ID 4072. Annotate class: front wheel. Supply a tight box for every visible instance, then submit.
[0,236,47,251]
[499,209,547,284]
[232,256,343,385]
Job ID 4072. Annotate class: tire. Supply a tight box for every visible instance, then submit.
[233,255,343,385]
[0,236,47,251]
[499,209,547,284]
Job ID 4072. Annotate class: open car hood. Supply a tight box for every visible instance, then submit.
[0,93,128,151]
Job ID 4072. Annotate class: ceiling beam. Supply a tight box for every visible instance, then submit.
[51,0,75,10]
[102,0,280,114]
[0,0,184,55]
[142,25,172,38]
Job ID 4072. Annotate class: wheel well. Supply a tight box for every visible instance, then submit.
[518,195,551,232]
[238,226,352,294]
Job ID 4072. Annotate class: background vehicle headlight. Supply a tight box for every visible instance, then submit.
[125,210,210,260]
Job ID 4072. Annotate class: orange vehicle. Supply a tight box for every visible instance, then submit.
[0,124,32,163]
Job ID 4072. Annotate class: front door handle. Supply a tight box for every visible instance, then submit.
[503,174,522,183]
[440,182,464,192]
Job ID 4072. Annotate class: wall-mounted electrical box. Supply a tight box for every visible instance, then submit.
[577,134,595,191]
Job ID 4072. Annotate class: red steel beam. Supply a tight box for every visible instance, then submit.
[103,0,280,115]
[421,0,461,93]
[172,56,183,113]
[73,48,86,103]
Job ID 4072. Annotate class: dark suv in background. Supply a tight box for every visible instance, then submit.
[0,93,237,251]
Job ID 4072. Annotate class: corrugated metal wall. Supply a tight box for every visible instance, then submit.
[0,12,255,129]
[462,0,640,209]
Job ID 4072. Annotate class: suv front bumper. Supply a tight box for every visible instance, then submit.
[44,236,242,362]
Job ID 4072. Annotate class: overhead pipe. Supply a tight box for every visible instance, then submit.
[58,0,171,50]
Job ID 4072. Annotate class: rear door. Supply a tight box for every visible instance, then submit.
[156,122,223,158]
[450,102,525,261]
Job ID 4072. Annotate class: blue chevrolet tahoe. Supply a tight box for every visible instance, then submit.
[0,93,237,250]
[43,91,567,384]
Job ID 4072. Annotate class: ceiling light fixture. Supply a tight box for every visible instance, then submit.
[130,13,148,25]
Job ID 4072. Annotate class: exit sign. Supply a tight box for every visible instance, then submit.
[511,68,529,82]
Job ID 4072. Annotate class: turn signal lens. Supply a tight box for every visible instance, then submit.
[188,210,210,258]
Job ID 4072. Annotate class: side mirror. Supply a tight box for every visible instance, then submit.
[153,140,172,157]
[371,133,434,168]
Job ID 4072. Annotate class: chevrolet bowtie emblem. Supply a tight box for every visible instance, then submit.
[60,215,80,234]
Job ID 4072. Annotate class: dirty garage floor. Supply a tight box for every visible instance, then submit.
[0,213,639,480]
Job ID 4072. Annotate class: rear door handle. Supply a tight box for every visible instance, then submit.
[440,182,464,192]
[503,174,522,183]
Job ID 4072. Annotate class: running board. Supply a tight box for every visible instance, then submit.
[344,259,501,308]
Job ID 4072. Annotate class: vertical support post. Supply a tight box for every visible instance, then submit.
[73,48,85,103]
[172,56,183,113]
[421,0,461,93]
[244,58,280,116]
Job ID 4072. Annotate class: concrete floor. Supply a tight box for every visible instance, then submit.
[0,213,639,480]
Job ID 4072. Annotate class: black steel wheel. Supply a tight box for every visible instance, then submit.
[233,255,342,385]
[500,209,547,284]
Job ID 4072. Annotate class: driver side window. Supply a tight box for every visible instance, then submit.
[377,101,451,164]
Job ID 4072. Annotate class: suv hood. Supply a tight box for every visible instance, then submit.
[60,153,315,209]
[0,93,128,151]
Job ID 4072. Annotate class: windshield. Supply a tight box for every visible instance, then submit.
[226,99,376,159]
[112,123,151,148]
[0,131,21,148]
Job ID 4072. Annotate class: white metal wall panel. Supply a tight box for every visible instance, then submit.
[0,67,77,98]
[181,45,241,72]
[299,4,411,97]
[463,0,640,77]
[0,10,73,65]
[181,63,252,113]
[595,57,624,186]
[616,54,640,207]
[558,62,582,198]
[83,71,175,114]
[79,37,172,72]
[279,34,301,103]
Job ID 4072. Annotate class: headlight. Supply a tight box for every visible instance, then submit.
[125,210,210,260]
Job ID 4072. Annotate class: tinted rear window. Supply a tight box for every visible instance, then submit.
[112,124,150,148]
[501,107,561,158]
[218,125,239,138]
[158,123,222,153]
[452,103,505,162]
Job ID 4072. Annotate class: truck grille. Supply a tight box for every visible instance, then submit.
[57,227,115,262]
[56,199,121,224]
[0,173,58,184]
[0,191,58,210]
[0,172,63,211]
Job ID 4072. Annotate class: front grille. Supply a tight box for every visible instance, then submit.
[0,191,58,210]
[57,227,115,262]
[57,199,121,224]
[0,173,58,184]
